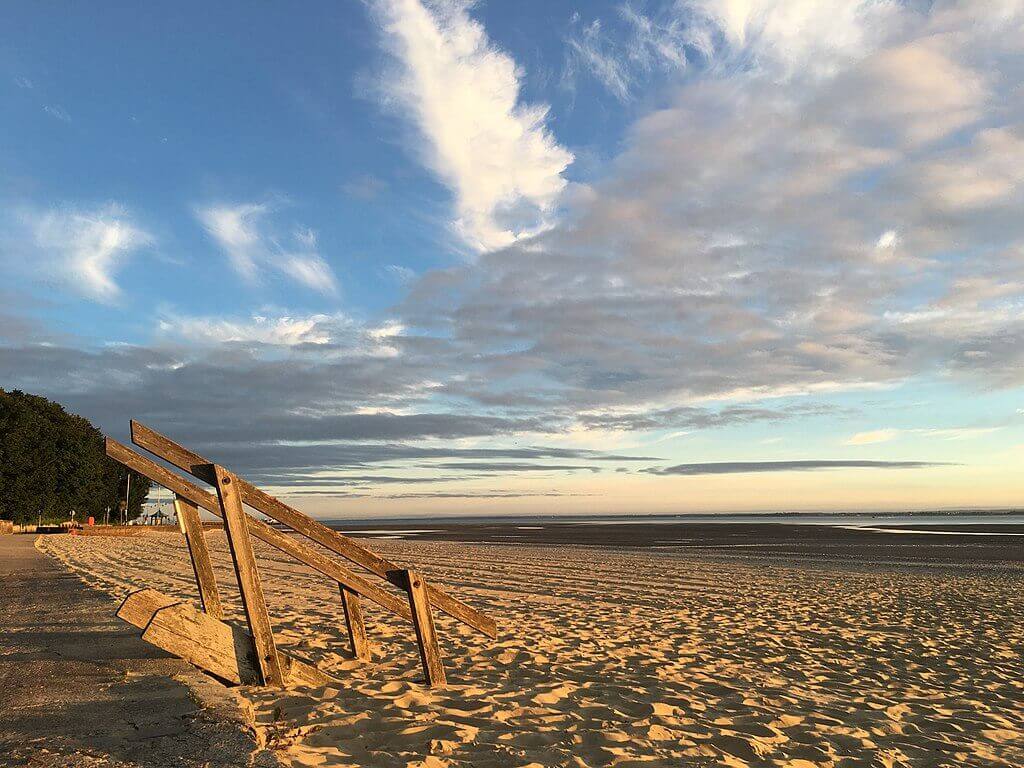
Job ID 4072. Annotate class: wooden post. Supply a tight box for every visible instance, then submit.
[174,495,223,619]
[210,464,284,687]
[402,569,446,688]
[339,585,370,660]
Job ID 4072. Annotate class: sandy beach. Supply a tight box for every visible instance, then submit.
[37,530,1024,767]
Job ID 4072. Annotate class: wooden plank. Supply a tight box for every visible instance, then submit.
[403,569,446,689]
[143,606,259,685]
[129,421,497,639]
[105,438,411,620]
[340,586,370,660]
[116,589,334,688]
[212,464,284,688]
[174,495,223,619]
[117,587,180,627]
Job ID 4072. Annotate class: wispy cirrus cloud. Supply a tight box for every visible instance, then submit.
[563,0,903,100]
[368,0,574,251]
[195,203,338,295]
[195,203,265,279]
[10,204,152,303]
[42,104,71,122]
[563,4,709,101]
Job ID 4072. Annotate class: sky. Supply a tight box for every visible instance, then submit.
[2,0,1024,518]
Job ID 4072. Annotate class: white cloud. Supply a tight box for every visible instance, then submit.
[565,18,632,101]
[22,205,151,302]
[564,6,704,101]
[875,230,898,249]
[369,0,574,251]
[196,203,265,279]
[843,425,998,447]
[845,428,899,445]
[687,0,904,77]
[281,254,338,295]
[42,105,71,123]
[916,427,1001,441]
[157,312,346,346]
[155,311,408,358]
[394,1,1024,412]
[385,264,416,283]
[195,203,338,295]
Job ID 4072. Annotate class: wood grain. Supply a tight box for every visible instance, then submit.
[340,585,370,661]
[116,587,180,627]
[174,495,223,619]
[117,589,334,688]
[212,465,284,687]
[403,569,447,689]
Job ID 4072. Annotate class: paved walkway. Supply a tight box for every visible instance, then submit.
[0,535,274,767]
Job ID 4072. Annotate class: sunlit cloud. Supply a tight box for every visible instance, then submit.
[369,0,573,251]
[846,429,899,446]
[195,203,338,295]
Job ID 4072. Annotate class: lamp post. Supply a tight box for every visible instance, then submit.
[124,472,131,525]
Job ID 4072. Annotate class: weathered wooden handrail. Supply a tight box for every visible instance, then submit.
[130,420,497,638]
[106,438,412,621]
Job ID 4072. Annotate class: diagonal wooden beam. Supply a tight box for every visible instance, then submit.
[174,495,223,619]
[130,420,497,639]
[340,586,370,661]
[212,464,284,687]
[106,438,412,621]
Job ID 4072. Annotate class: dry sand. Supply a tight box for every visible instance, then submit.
[38,532,1024,767]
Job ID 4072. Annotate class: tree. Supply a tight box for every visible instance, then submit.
[0,390,151,524]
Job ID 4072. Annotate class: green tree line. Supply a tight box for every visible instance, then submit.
[0,389,151,524]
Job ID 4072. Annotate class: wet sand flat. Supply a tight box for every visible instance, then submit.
[338,520,1024,568]
[39,531,1024,767]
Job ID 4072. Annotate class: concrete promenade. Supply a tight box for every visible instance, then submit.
[0,534,273,767]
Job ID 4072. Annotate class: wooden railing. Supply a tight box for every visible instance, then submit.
[106,421,497,689]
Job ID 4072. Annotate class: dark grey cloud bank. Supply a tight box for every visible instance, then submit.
[645,460,953,476]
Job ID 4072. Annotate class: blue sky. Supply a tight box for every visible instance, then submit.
[3,0,1024,516]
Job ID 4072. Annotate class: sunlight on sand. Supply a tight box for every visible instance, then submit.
[40,534,1024,767]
